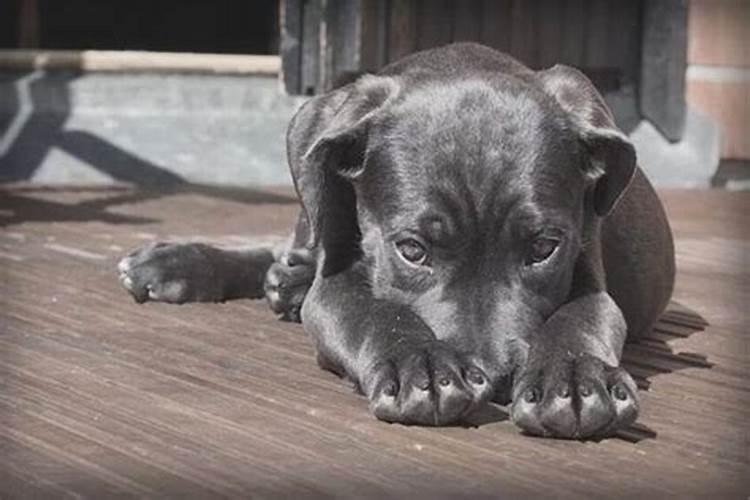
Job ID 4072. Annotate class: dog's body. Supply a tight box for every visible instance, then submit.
[118,43,674,438]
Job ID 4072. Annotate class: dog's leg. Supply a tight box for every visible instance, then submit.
[510,292,639,439]
[302,263,494,426]
[118,242,275,304]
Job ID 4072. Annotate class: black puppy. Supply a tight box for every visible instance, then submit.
[118,43,675,439]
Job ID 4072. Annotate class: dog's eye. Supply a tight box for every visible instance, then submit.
[526,237,559,265]
[396,239,428,266]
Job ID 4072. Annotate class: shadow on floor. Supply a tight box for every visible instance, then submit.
[0,191,159,226]
[615,301,711,443]
[0,184,297,227]
[623,302,712,390]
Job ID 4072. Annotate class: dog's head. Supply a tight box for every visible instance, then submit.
[295,64,635,377]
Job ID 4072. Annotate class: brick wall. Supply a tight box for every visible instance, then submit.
[686,0,750,159]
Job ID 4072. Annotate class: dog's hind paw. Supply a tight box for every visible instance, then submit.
[511,352,639,439]
[364,341,493,426]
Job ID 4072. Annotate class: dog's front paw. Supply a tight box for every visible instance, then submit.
[364,342,492,426]
[511,351,638,439]
[264,248,315,321]
[117,242,222,304]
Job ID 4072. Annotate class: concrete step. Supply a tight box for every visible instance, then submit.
[0,70,306,186]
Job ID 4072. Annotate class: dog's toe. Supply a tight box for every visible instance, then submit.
[368,364,402,422]
[605,368,639,433]
[510,386,547,436]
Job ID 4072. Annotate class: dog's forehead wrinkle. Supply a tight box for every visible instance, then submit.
[378,129,541,206]
[362,74,584,250]
[387,79,548,163]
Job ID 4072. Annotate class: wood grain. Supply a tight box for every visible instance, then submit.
[0,185,748,498]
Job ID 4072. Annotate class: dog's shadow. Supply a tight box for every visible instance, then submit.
[461,301,711,443]
[623,301,712,388]
[614,300,712,442]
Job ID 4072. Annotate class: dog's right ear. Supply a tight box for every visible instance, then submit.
[290,75,399,251]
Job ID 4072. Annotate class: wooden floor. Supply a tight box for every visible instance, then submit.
[0,184,748,498]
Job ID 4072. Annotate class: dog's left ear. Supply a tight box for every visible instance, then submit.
[293,75,398,261]
[538,65,636,216]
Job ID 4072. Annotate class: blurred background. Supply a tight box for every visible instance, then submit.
[0,0,747,188]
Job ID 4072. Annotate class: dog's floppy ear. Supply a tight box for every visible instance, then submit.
[538,65,636,216]
[291,75,398,253]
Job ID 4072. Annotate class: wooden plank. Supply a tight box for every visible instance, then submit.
[509,0,538,67]
[0,185,749,497]
[480,0,512,53]
[301,0,322,95]
[535,0,564,68]
[583,0,611,69]
[612,0,643,86]
[640,0,688,142]
[280,0,303,93]
[360,0,389,71]
[580,0,642,91]
[453,0,482,43]
[415,0,454,51]
[325,0,363,91]
[18,0,39,48]
[0,446,81,500]
[388,0,418,61]
[558,0,586,67]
